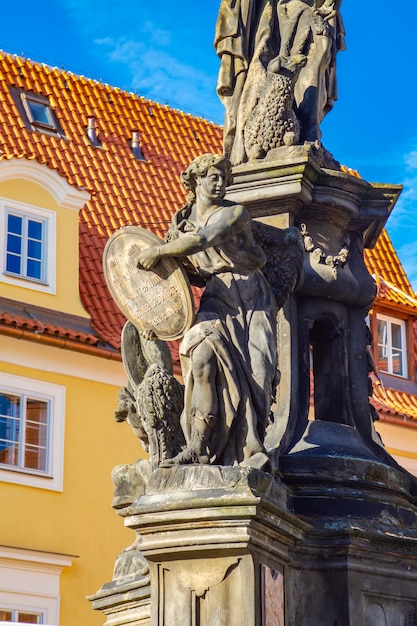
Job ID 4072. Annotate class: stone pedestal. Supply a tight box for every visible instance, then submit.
[125,466,302,626]
[90,152,417,625]
[109,465,417,626]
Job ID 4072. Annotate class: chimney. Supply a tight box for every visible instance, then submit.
[87,116,100,146]
[131,130,145,160]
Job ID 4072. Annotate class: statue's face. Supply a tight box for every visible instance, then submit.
[196,166,227,202]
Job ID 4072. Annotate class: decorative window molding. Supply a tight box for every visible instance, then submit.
[0,373,65,491]
[0,159,90,211]
[377,314,408,378]
[0,197,56,294]
[0,546,75,626]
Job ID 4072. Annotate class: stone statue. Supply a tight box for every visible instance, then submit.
[114,321,185,470]
[215,0,345,164]
[110,154,303,472]
[136,154,279,471]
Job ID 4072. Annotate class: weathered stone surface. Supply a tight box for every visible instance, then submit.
[88,575,151,626]
[132,465,288,512]
[124,467,302,626]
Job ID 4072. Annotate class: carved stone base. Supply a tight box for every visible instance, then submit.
[123,466,301,626]
[88,575,151,626]
[87,466,416,626]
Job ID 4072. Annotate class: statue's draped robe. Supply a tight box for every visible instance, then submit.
[167,204,278,465]
[215,0,345,163]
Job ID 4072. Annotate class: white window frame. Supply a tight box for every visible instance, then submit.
[0,374,65,491]
[0,546,75,626]
[0,197,56,294]
[376,314,408,378]
[0,604,45,624]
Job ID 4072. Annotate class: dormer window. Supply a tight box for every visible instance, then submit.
[0,197,56,293]
[22,93,56,132]
[9,86,64,136]
[377,314,408,378]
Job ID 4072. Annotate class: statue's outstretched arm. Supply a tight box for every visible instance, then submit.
[137,204,248,270]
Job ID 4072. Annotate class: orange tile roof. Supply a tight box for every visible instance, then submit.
[0,51,415,362]
[371,383,417,424]
[0,52,223,350]
[365,229,416,309]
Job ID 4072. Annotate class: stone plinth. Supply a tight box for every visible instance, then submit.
[124,466,304,626]
[89,575,151,626]
[100,465,417,626]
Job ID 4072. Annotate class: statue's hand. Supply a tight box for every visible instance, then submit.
[137,246,161,270]
[316,0,336,19]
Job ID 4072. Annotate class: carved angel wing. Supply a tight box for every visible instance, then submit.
[252,222,304,309]
[121,321,174,390]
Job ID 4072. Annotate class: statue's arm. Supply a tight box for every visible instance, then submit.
[190,204,248,249]
[137,205,247,270]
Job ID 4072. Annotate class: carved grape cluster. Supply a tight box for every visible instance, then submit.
[244,70,300,160]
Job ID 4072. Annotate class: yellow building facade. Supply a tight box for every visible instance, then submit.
[0,163,143,626]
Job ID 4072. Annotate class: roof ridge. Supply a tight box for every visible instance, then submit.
[0,49,223,127]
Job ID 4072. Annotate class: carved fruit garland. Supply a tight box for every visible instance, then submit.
[300,223,350,279]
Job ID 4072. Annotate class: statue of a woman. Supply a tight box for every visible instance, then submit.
[136,154,278,470]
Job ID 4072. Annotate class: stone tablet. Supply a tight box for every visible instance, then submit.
[103,226,195,341]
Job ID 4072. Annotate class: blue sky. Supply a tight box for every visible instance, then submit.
[1,1,417,287]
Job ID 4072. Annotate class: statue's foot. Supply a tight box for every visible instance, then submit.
[239,452,271,472]
[160,448,201,467]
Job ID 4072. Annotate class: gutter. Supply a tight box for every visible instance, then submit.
[0,325,122,361]
[378,412,417,430]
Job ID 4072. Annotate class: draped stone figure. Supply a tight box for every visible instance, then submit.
[136,154,280,470]
[215,0,345,165]
[110,154,303,472]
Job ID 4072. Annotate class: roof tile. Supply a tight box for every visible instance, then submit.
[0,51,415,361]
[372,384,417,423]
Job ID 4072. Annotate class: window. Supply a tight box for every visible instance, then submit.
[0,546,75,626]
[377,314,407,377]
[0,392,49,473]
[0,198,56,293]
[9,87,64,137]
[0,608,44,623]
[0,374,65,491]
[6,212,46,282]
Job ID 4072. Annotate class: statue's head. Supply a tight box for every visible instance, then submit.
[181,153,233,202]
